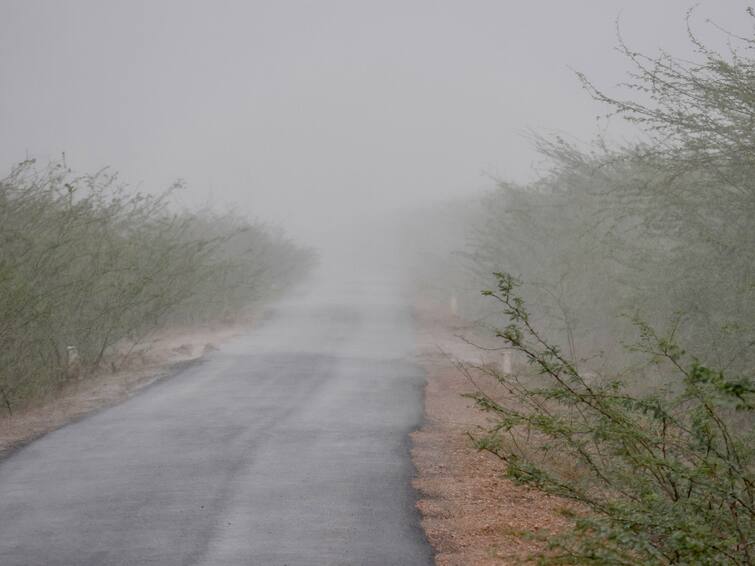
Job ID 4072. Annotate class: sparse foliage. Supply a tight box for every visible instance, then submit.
[466,12,754,372]
[0,159,316,412]
[472,273,754,565]
[462,10,755,563]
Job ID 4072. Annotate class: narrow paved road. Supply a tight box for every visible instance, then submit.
[0,263,434,565]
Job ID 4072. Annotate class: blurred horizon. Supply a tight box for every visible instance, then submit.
[1,0,749,245]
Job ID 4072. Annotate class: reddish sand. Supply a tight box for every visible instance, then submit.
[412,302,572,565]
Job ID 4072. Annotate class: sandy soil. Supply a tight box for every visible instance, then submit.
[0,322,249,458]
[412,300,572,565]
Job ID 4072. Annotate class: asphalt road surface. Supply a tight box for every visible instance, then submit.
[0,263,434,565]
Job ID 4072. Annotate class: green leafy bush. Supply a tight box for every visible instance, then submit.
[0,159,316,412]
[460,10,755,564]
[472,273,753,565]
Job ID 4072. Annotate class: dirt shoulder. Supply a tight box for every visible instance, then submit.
[412,300,571,565]
[0,322,249,459]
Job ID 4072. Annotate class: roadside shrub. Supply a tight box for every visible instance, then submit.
[465,11,754,373]
[459,10,755,564]
[0,159,315,413]
[471,273,753,565]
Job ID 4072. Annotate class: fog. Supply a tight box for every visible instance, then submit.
[1,3,754,562]
[1,0,746,249]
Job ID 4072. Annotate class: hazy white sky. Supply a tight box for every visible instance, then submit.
[0,1,749,243]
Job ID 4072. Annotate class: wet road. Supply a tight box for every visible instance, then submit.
[0,265,433,565]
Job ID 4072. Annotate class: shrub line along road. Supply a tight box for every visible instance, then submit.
[0,264,434,565]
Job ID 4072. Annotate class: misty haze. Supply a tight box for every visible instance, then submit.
[0,2,753,565]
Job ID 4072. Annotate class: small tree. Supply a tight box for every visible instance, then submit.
[465,9,755,374]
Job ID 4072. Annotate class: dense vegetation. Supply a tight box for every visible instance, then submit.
[0,159,316,413]
[461,13,754,564]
